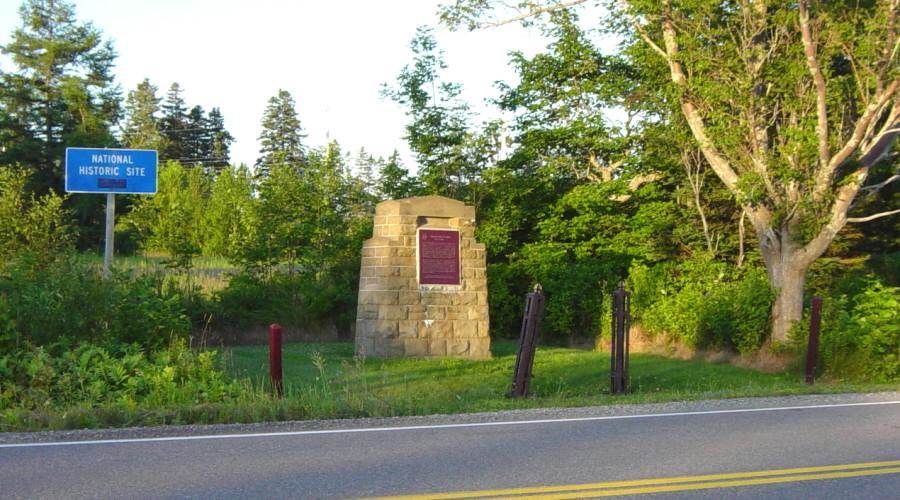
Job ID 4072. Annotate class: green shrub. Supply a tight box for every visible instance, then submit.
[630,256,773,353]
[805,281,899,382]
[0,166,73,265]
[0,340,240,412]
[0,253,189,349]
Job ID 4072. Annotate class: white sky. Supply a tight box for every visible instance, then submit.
[0,0,559,171]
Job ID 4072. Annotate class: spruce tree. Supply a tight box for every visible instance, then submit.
[206,107,233,174]
[377,150,417,200]
[0,0,121,193]
[183,105,207,168]
[121,78,167,151]
[159,82,189,162]
[255,89,306,177]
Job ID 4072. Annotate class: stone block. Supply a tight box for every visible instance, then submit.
[420,319,453,339]
[454,293,477,306]
[428,340,447,356]
[447,339,470,356]
[378,305,405,321]
[477,320,490,336]
[404,338,429,357]
[398,320,418,338]
[468,337,491,359]
[467,305,489,320]
[425,306,447,320]
[361,257,382,268]
[359,290,399,305]
[357,305,378,320]
[420,293,452,306]
[371,320,398,338]
[454,320,478,337]
[375,339,406,357]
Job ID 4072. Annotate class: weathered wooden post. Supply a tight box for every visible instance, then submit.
[610,282,631,394]
[510,284,545,397]
[805,296,823,384]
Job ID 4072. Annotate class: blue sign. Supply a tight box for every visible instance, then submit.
[65,147,158,194]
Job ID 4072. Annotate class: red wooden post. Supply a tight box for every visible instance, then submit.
[805,297,822,384]
[269,323,283,396]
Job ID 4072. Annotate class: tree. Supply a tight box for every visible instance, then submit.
[183,104,208,168]
[126,161,208,269]
[443,0,900,341]
[256,89,306,177]
[206,107,234,173]
[203,165,255,258]
[121,78,167,151]
[383,26,473,198]
[0,0,120,193]
[377,150,419,200]
[159,82,189,162]
[496,11,642,187]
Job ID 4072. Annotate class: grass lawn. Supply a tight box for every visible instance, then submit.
[223,341,896,417]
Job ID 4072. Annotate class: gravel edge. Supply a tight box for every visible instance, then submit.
[1,391,897,445]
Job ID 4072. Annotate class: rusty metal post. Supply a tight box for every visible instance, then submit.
[805,296,822,385]
[269,323,284,396]
[510,284,545,397]
[611,282,631,394]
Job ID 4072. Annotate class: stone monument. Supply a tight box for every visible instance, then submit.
[355,196,490,358]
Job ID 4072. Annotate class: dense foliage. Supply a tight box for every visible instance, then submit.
[0,0,896,390]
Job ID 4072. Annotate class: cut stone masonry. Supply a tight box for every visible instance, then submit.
[355,196,490,359]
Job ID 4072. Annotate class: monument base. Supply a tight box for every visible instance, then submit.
[355,196,491,359]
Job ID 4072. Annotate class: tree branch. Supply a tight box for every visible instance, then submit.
[859,174,900,195]
[477,0,588,28]
[815,80,899,198]
[799,0,830,171]
[658,0,741,192]
[847,209,900,223]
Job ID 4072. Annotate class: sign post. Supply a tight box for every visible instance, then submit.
[65,147,158,278]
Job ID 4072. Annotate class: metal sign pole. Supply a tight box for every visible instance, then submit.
[103,192,115,279]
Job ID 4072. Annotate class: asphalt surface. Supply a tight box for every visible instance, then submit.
[1,392,898,499]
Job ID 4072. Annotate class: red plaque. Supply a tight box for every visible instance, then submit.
[418,229,460,285]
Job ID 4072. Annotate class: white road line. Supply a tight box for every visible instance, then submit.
[1,400,897,449]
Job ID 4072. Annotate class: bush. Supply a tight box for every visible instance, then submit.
[630,256,773,353]
[802,281,899,382]
[0,340,240,413]
[0,253,189,350]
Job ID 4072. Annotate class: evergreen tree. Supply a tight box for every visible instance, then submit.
[121,78,166,151]
[255,89,306,177]
[377,150,417,200]
[183,105,207,168]
[206,107,233,173]
[159,82,189,162]
[0,0,121,193]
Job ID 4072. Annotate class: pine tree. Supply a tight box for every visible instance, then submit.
[0,0,121,193]
[255,89,306,177]
[159,82,189,162]
[121,78,166,151]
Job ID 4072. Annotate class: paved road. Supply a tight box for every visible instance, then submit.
[1,393,898,499]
